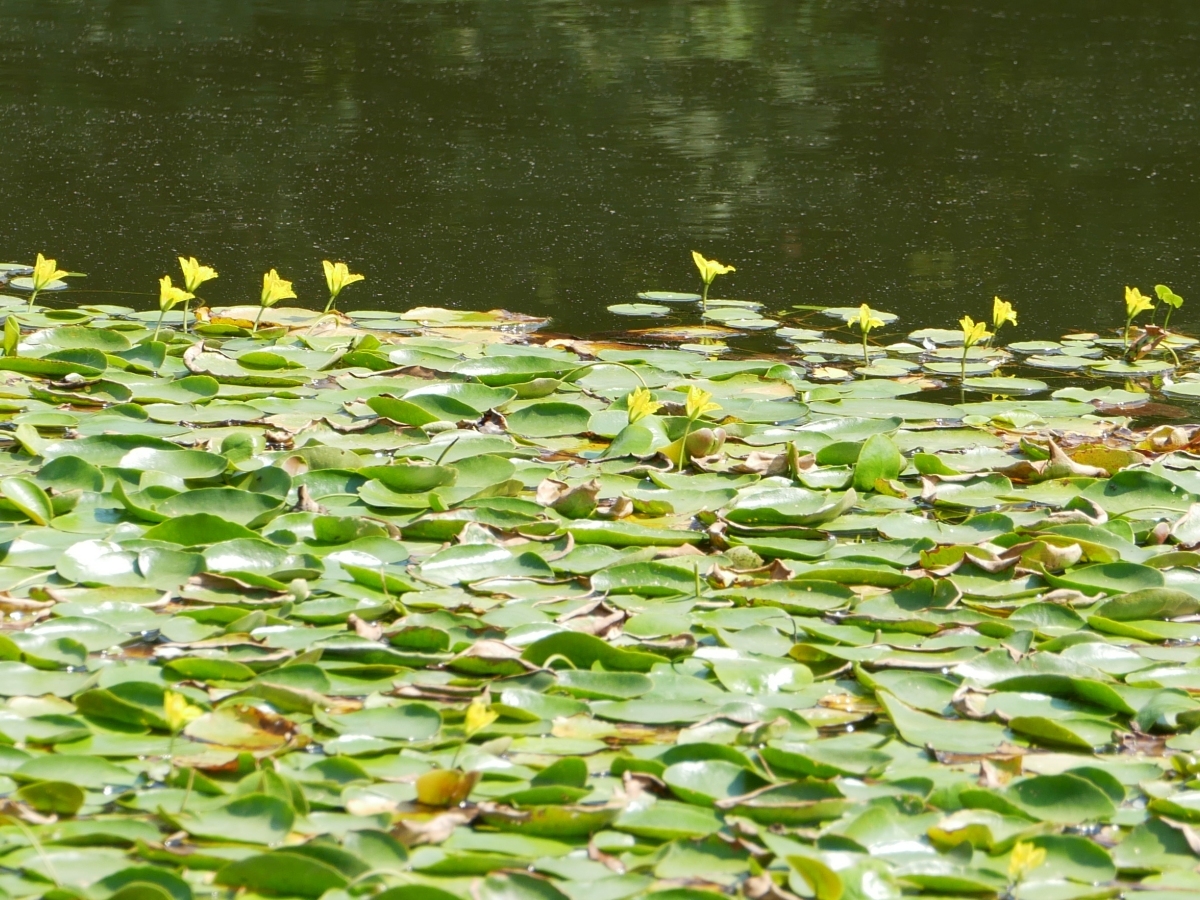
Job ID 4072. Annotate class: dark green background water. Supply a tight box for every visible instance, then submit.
[2,0,1199,338]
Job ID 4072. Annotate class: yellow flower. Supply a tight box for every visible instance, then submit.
[322,260,365,311]
[464,696,498,736]
[178,256,218,294]
[154,276,195,341]
[1125,286,1154,319]
[158,275,193,312]
[31,254,68,292]
[260,269,297,308]
[685,385,721,419]
[1008,841,1046,882]
[692,251,736,286]
[626,386,660,424]
[164,690,203,733]
[992,296,1017,329]
[960,315,991,349]
[854,303,884,335]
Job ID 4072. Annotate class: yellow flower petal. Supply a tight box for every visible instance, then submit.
[685,385,721,419]
[464,697,498,736]
[1125,286,1154,318]
[626,386,660,424]
[960,315,991,349]
[164,690,203,733]
[261,269,297,308]
[158,275,194,312]
[323,260,365,299]
[32,253,69,291]
[178,256,218,293]
[992,296,1017,329]
[1008,841,1046,881]
[692,251,735,285]
[854,304,884,334]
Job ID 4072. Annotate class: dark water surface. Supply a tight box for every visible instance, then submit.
[2,1,1200,338]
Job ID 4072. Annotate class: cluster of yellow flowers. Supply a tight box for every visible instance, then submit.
[152,257,366,335]
[25,248,1187,374]
[26,252,369,337]
[1124,283,1185,344]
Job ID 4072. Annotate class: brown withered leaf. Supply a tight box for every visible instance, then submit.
[588,840,625,874]
[294,484,324,513]
[394,808,478,846]
[979,755,1023,788]
[998,439,1107,483]
[564,607,626,637]
[1137,424,1200,453]
[595,495,633,519]
[0,798,58,826]
[446,639,539,676]
[534,477,599,519]
[1039,497,1108,526]
[654,543,706,559]
[952,683,993,721]
[347,613,384,641]
[743,874,804,900]
[1000,540,1083,573]
[730,450,790,477]
[473,410,508,434]
[764,559,794,581]
[1160,818,1200,856]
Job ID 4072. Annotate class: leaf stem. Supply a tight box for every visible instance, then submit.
[434,436,461,465]
[179,765,195,814]
[677,416,695,472]
[166,730,177,784]
[561,361,648,388]
[9,816,55,884]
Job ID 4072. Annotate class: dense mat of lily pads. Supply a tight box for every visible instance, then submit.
[6,292,1200,900]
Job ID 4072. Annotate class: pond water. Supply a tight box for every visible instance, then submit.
[3,0,1200,339]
